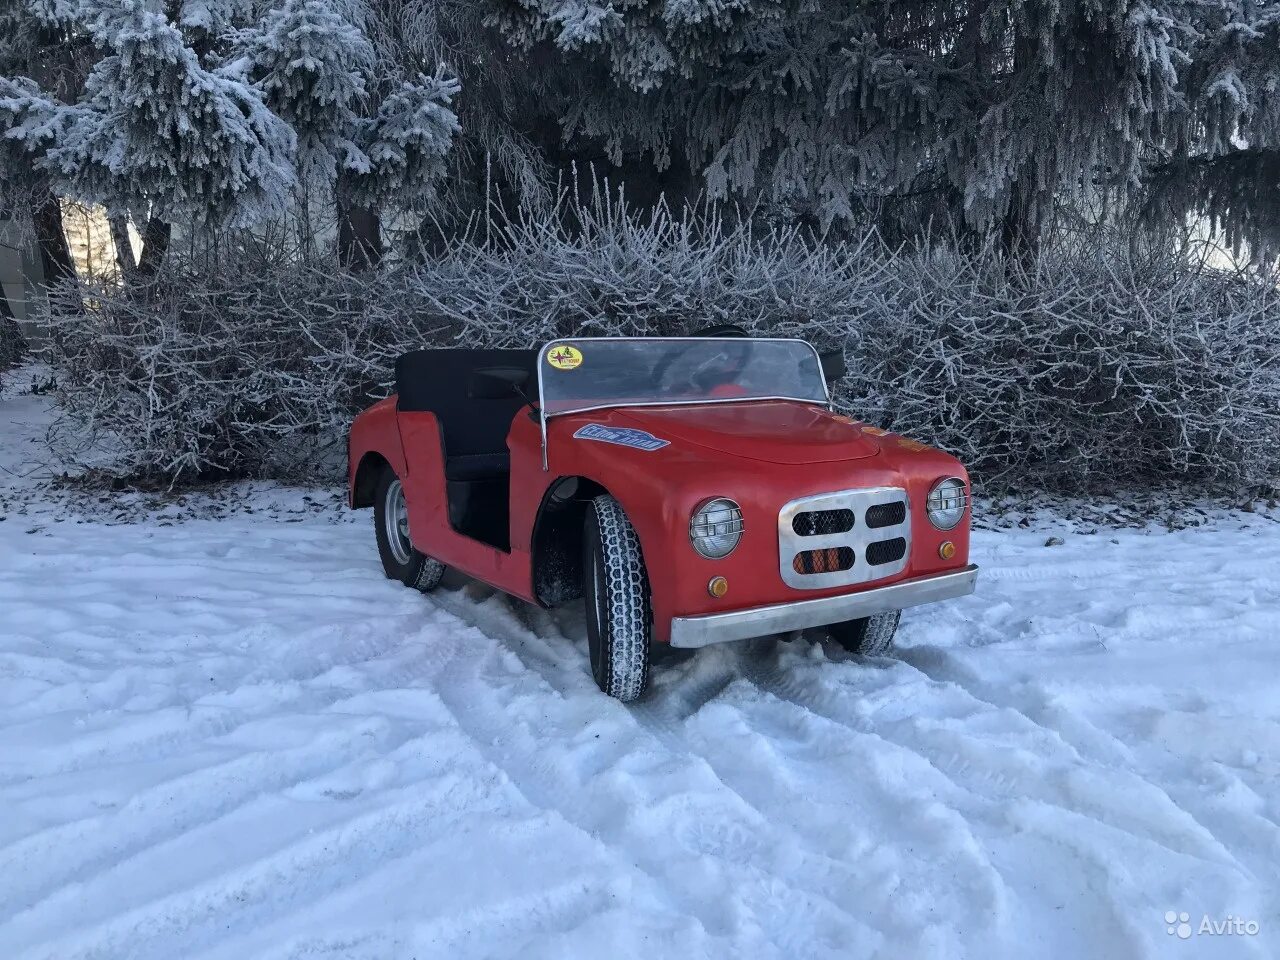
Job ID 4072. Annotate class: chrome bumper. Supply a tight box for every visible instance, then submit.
[667,565,979,649]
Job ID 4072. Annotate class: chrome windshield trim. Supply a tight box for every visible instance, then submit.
[535,336,830,470]
[547,396,830,419]
[668,565,978,649]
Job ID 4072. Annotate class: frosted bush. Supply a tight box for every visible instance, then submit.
[36,201,1280,492]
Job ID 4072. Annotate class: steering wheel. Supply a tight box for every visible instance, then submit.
[652,325,753,394]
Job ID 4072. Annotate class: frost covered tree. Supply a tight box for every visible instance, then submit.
[1142,1,1280,258]
[59,0,297,266]
[345,0,569,222]
[0,0,90,284]
[487,0,1280,249]
[234,0,461,267]
[1,0,461,273]
[1,0,298,273]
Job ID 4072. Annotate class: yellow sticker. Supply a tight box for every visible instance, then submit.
[895,436,929,452]
[546,345,583,371]
[861,425,888,436]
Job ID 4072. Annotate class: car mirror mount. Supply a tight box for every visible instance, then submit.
[819,349,846,384]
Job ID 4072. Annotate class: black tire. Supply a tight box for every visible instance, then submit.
[373,465,445,592]
[583,495,652,701]
[828,610,900,656]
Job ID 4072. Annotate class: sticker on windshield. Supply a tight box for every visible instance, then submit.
[573,423,669,452]
[546,345,583,371]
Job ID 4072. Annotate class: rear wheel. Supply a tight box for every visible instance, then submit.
[828,610,900,657]
[373,465,444,592]
[583,495,652,702]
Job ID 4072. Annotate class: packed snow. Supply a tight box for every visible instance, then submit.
[2,379,1278,959]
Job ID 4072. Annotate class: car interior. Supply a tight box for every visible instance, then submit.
[395,348,537,551]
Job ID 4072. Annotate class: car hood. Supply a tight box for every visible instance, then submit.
[612,401,881,465]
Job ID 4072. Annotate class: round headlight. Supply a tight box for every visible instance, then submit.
[689,498,743,559]
[927,477,968,530]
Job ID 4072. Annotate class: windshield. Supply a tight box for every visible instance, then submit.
[538,338,828,417]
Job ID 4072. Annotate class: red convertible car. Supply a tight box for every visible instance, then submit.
[348,335,977,701]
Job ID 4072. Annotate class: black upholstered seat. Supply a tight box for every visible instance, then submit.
[395,348,536,470]
[444,452,511,481]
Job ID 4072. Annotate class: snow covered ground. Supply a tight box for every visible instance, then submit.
[2,375,1279,959]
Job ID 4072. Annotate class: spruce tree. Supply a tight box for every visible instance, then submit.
[489,0,1280,250]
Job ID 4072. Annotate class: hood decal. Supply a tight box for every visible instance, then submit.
[573,423,670,452]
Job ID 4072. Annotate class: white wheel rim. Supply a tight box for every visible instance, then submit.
[384,479,412,565]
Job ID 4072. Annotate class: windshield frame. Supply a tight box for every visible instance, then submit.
[535,336,832,469]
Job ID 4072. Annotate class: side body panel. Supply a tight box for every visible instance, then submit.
[544,404,971,643]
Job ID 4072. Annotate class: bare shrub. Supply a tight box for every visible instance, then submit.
[845,246,1280,491]
[36,199,1280,493]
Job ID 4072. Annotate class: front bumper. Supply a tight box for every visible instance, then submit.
[667,564,979,649]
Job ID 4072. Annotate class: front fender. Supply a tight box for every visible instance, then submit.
[544,415,747,643]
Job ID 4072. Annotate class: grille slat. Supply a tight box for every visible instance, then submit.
[792,547,855,575]
[791,509,855,537]
[865,537,907,566]
[865,502,907,529]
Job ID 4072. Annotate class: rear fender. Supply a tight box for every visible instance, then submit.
[348,397,407,508]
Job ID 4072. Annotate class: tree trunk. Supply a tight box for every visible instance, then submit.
[136,216,171,277]
[338,200,382,271]
[0,271,27,368]
[109,215,137,278]
[999,182,1034,258]
[32,191,76,288]
[998,28,1042,262]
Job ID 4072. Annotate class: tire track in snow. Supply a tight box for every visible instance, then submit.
[425,589,973,957]
[760,643,1247,867]
[899,644,1280,891]
[0,612,441,785]
[728,641,1269,958]
[12,785,533,960]
[0,711,417,917]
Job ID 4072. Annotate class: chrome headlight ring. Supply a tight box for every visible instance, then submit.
[926,477,968,530]
[689,498,744,559]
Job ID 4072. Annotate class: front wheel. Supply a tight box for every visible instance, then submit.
[828,610,900,657]
[583,495,652,701]
[373,465,445,592]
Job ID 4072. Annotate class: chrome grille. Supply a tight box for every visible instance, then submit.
[778,487,911,589]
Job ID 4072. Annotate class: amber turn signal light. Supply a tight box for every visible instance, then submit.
[708,576,729,598]
[938,541,956,560]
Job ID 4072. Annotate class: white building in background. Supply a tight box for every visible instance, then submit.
[1,203,124,344]
[0,209,45,335]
